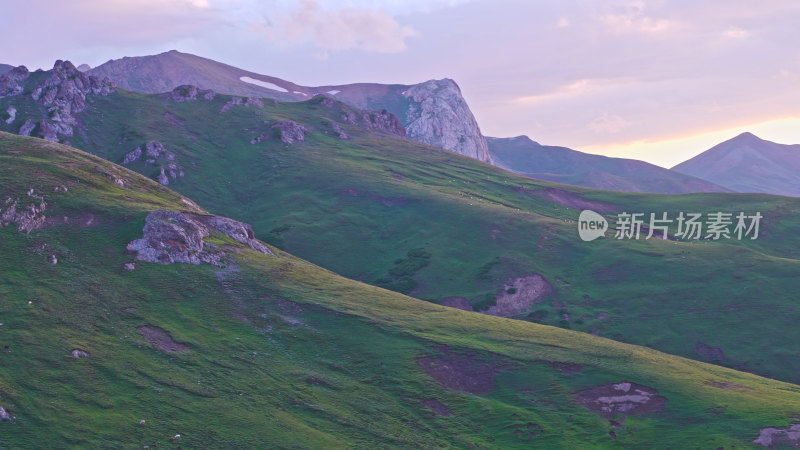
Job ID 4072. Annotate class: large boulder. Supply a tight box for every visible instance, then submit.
[126,210,272,266]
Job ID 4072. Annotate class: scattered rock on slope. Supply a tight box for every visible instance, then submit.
[126,210,272,266]
[272,120,306,144]
[167,84,214,102]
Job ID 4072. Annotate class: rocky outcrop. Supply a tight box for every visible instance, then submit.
[272,120,306,144]
[220,96,243,113]
[122,141,183,184]
[402,79,491,163]
[126,210,272,266]
[18,119,35,136]
[168,84,214,102]
[2,61,115,143]
[0,192,47,234]
[0,65,29,98]
[340,109,405,137]
[123,146,142,164]
[4,106,16,124]
[0,405,11,421]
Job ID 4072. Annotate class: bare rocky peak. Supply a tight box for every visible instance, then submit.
[402,79,492,163]
[1,60,115,142]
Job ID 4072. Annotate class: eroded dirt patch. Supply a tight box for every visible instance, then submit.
[695,342,725,361]
[417,346,509,395]
[753,422,800,448]
[440,297,473,311]
[536,188,618,213]
[574,381,666,418]
[486,274,551,317]
[136,325,189,353]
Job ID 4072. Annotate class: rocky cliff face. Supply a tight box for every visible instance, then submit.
[401,79,492,164]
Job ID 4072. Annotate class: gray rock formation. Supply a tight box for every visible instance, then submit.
[0,65,29,98]
[403,79,491,163]
[0,405,11,421]
[18,119,34,136]
[5,106,16,124]
[123,146,142,164]
[71,349,89,358]
[2,61,115,142]
[157,168,169,185]
[76,64,91,72]
[245,97,264,108]
[0,196,47,233]
[331,121,349,140]
[220,96,243,113]
[168,84,214,102]
[272,121,306,144]
[127,210,272,266]
[340,109,405,137]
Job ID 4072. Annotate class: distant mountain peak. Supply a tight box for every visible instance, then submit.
[673,132,800,196]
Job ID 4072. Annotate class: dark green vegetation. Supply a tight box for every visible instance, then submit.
[4,132,800,447]
[3,86,800,390]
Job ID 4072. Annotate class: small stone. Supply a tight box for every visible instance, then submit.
[140,419,146,425]
[0,405,11,421]
[71,349,89,358]
[49,254,58,264]
[123,262,135,271]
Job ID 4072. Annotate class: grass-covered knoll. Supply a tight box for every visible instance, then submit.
[3,89,800,389]
[3,132,800,448]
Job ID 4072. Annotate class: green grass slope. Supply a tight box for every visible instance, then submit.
[3,88,800,389]
[3,132,800,448]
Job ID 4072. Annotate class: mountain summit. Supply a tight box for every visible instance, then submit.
[673,132,800,196]
[89,50,492,163]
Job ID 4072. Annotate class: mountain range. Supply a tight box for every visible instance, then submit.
[4,54,800,447]
[488,135,730,194]
[89,50,492,163]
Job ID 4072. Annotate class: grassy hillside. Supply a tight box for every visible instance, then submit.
[3,88,800,390]
[3,132,800,448]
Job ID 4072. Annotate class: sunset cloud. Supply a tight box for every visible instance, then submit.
[253,0,418,53]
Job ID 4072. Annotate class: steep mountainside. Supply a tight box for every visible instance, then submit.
[89,51,491,162]
[673,132,800,196]
[3,132,800,448]
[488,135,729,194]
[4,64,800,388]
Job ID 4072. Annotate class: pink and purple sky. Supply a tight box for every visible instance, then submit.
[3,0,800,167]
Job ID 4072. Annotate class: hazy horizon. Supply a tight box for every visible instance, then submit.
[4,0,800,167]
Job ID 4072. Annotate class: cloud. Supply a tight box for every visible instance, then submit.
[599,1,674,34]
[255,0,418,53]
[589,113,630,134]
